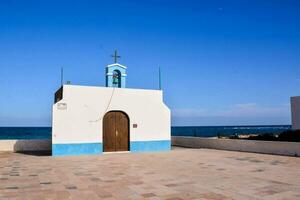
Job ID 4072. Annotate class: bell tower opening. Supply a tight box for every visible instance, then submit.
[112,70,121,88]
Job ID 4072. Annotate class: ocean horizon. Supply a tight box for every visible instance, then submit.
[0,125,292,140]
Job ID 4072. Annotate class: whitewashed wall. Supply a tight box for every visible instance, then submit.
[0,140,51,152]
[291,96,300,130]
[172,136,300,157]
[52,85,170,144]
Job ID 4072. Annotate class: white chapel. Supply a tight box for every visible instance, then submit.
[52,51,171,156]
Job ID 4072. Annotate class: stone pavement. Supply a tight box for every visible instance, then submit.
[0,147,300,200]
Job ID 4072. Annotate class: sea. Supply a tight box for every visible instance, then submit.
[0,125,292,140]
[171,125,291,137]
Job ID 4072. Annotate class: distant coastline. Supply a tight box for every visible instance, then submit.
[172,125,291,137]
[0,125,291,140]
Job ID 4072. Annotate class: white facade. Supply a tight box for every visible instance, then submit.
[291,96,300,130]
[52,85,171,156]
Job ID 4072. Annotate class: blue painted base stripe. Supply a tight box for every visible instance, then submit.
[52,143,102,156]
[130,140,171,152]
[52,140,170,156]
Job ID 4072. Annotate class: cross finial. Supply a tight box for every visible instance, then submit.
[111,50,121,63]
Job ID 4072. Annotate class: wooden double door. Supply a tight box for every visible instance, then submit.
[103,111,129,152]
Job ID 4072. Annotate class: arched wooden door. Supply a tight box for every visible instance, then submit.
[103,111,129,152]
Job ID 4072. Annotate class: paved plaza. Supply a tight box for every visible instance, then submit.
[0,147,300,200]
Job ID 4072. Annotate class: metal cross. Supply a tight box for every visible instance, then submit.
[111,50,121,63]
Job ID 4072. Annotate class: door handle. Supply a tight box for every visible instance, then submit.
[116,130,118,137]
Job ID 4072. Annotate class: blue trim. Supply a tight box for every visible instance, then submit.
[106,64,126,88]
[52,143,102,156]
[130,140,171,152]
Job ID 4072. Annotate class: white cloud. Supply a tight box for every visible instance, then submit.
[172,103,291,125]
[172,103,290,118]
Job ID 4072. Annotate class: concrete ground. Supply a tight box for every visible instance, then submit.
[0,147,300,200]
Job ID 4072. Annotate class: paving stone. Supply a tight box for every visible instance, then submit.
[0,148,299,199]
[142,193,156,198]
[65,185,77,190]
[40,182,52,185]
[6,186,19,189]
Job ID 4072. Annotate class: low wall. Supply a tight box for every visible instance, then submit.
[172,136,300,157]
[0,139,51,152]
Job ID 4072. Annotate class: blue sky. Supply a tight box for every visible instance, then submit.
[0,0,299,126]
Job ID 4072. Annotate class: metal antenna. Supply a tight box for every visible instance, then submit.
[159,66,162,90]
[61,67,64,87]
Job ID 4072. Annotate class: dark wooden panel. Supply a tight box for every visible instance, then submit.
[54,86,63,103]
[115,112,129,151]
[103,111,129,152]
[103,112,116,152]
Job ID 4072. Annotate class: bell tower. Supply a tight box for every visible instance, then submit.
[106,50,127,88]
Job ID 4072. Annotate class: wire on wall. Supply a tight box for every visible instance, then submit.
[89,87,116,122]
